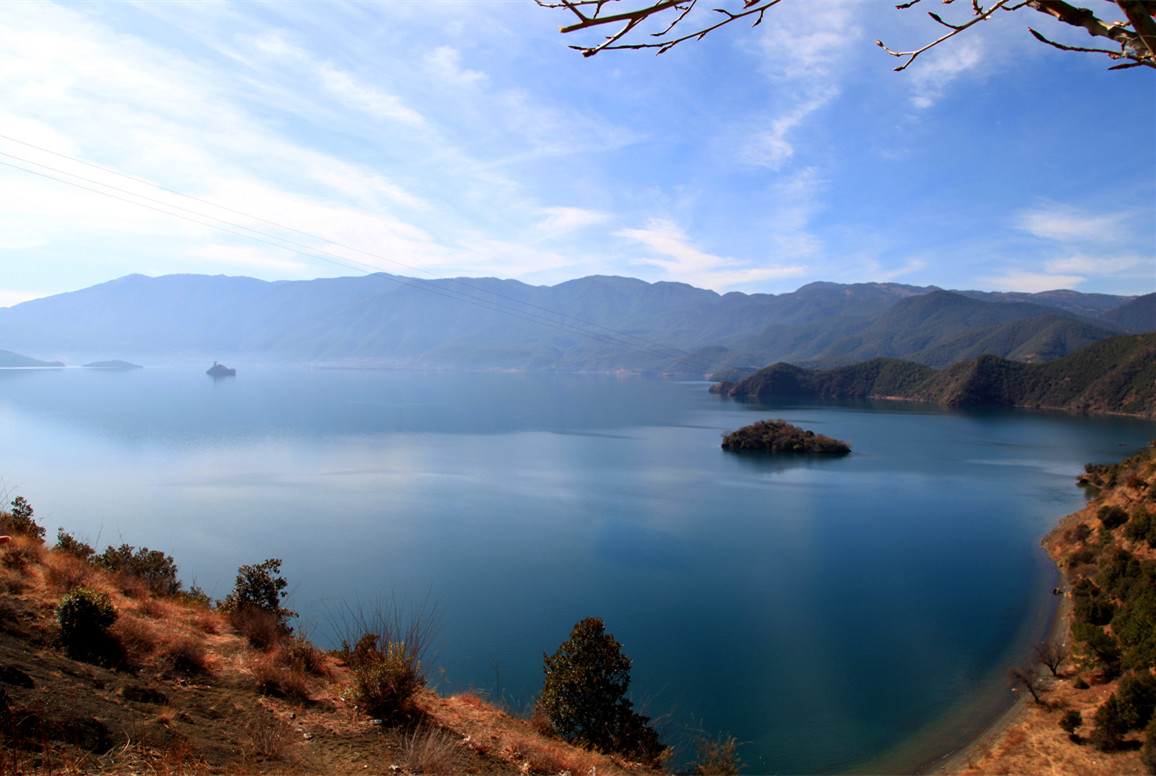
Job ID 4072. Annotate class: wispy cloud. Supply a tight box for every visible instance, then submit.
[1015,202,1132,243]
[619,218,806,290]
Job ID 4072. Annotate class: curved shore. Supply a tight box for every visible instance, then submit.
[922,575,1073,774]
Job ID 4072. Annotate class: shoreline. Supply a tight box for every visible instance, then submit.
[920,505,1079,775]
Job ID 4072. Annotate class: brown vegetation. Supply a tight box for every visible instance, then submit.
[0,504,664,776]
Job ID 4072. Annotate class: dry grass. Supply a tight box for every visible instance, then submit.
[402,724,463,775]
[251,654,311,702]
[44,553,94,591]
[247,715,298,761]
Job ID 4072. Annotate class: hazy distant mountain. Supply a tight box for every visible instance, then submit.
[1100,293,1156,333]
[0,273,1143,375]
[0,349,64,368]
[713,333,1156,418]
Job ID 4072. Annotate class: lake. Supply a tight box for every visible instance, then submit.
[2,366,1153,773]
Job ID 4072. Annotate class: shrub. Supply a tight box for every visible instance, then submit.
[160,636,210,677]
[95,544,182,597]
[1116,671,1156,731]
[230,606,285,650]
[1126,505,1152,543]
[1142,713,1156,775]
[55,587,119,663]
[220,559,295,624]
[343,634,422,720]
[1099,505,1129,531]
[691,730,743,775]
[538,617,666,766]
[1,497,43,540]
[54,529,95,561]
[1091,694,1124,751]
[1060,710,1082,742]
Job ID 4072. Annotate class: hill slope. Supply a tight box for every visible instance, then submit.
[713,333,1156,418]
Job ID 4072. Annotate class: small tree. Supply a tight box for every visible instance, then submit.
[55,587,118,663]
[538,617,665,765]
[1060,709,1083,742]
[1034,641,1068,677]
[220,559,295,624]
[1091,694,1124,751]
[1,496,44,540]
[1008,663,1046,705]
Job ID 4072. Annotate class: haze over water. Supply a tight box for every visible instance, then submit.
[2,366,1153,773]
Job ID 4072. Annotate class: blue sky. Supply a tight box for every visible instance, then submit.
[0,0,1152,307]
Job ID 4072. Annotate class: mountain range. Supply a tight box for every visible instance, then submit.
[0,273,1152,375]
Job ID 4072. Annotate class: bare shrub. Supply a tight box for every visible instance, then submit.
[45,554,94,591]
[112,615,161,666]
[159,636,211,677]
[402,725,461,775]
[2,536,44,571]
[248,715,297,760]
[326,595,441,722]
[230,607,284,651]
[251,655,310,701]
[279,634,327,677]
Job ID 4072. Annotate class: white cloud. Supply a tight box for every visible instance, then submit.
[533,207,609,239]
[1015,202,1131,244]
[618,218,806,290]
[425,46,488,87]
[1046,253,1142,275]
[908,40,983,108]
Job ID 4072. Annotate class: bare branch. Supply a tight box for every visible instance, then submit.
[877,0,1016,71]
[536,0,1156,69]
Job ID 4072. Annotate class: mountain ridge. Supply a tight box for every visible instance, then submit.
[0,273,1144,374]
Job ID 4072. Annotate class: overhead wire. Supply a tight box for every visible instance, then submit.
[0,136,724,374]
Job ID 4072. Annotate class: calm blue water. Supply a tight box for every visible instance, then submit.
[1,366,1152,773]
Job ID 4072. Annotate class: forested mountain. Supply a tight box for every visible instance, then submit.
[713,333,1156,418]
[0,273,1144,374]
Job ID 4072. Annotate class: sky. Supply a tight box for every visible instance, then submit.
[0,0,1152,308]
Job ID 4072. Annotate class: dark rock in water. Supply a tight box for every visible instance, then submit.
[83,360,142,370]
[206,362,236,377]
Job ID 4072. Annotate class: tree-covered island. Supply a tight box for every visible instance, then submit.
[721,419,850,454]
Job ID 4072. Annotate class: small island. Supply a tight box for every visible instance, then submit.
[206,361,236,377]
[83,360,142,370]
[721,418,850,454]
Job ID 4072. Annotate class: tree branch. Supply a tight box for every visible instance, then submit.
[536,0,1155,69]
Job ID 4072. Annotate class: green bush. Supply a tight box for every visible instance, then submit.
[1100,505,1129,531]
[1116,671,1156,731]
[55,529,95,561]
[95,544,182,597]
[1059,710,1082,741]
[538,617,666,766]
[1091,694,1124,751]
[1,497,44,540]
[55,587,118,663]
[220,559,296,624]
[1142,713,1156,775]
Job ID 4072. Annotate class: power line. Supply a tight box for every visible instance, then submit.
[0,136,724,373]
